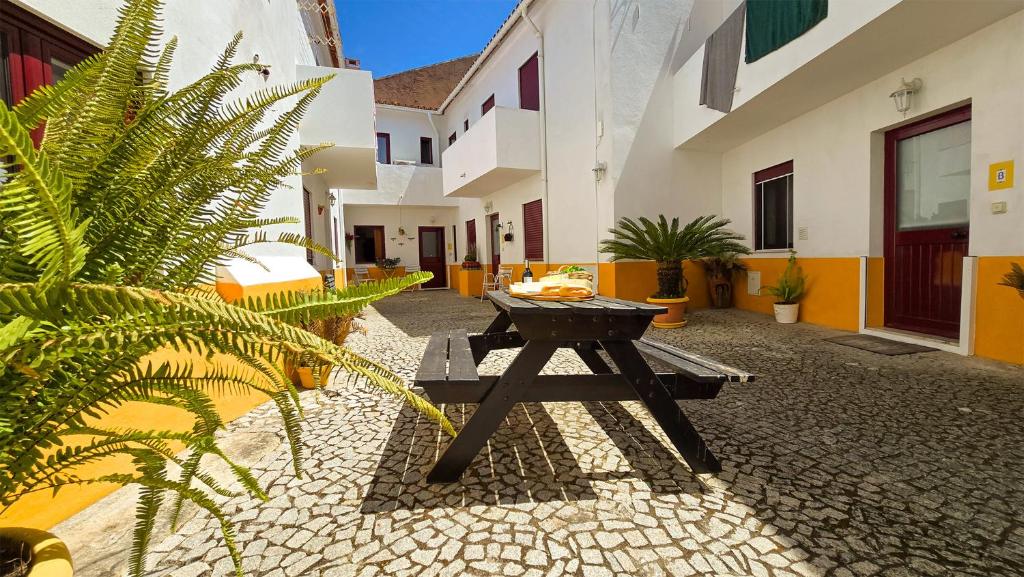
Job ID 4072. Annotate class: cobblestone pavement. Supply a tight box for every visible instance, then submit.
[131,290,1023,577]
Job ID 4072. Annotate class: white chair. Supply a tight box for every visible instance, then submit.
[403,264,421,291]
[352,265,371,286]
[481,265,514,300]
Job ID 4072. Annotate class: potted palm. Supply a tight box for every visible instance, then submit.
[462,245,481,270]
[600,215,749,328]
[293,314,363,389]
[699,251,749,308]
[762,251,806,323]
[999,262,1024,299]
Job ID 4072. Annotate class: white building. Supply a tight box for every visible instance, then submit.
[342,0,1023,365]
[3,0,375,300]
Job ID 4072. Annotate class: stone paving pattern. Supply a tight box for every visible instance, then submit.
[131,290,1023,577]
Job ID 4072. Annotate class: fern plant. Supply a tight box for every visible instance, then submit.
[0,1,452,576]
[999,262,1024,299]
[599,215,749,298]
[762,251,806,304]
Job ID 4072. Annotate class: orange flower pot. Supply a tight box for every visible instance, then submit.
[647,296,689,329]
[296,365,333,389]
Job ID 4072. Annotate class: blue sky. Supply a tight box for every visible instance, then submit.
[336,0,518,77]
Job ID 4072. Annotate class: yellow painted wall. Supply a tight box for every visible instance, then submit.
[974,256,1024,365]
[217,277,324,304]
[734,257,861,331]
[596,261,709,309]
[343,266,408,284]
[866,257,885,328]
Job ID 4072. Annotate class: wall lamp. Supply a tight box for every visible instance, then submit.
[890,77,922,116]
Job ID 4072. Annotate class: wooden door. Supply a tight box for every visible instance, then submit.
[488,213,501,275]
[518,52,539,111]
[418,226,447,289]
[884,105,971,339]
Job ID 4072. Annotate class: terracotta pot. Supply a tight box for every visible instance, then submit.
[0,528,73,577]
[462,261,481,270]
[296,365,333,389]
[647,296,689,329]
[773,303,799,324]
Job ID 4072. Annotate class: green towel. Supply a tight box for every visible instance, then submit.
[745,0,828,63]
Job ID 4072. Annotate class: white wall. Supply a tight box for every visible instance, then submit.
[376,107,438,165]
[717,10,1024,258]
[343,164,454,207]
[343,206,459,272]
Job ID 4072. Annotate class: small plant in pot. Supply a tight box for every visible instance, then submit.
[600,215,748,328]
[376,256,401,271]
[462,245,481,270]
[762,251,806,323]
[699,250,750,308]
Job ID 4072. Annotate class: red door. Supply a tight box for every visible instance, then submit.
[518,52,539,111]
[884,105,971,339]
[488,213,501,275]
[418,226,447,289]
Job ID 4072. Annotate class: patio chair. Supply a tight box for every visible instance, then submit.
[403,264,421,291]
[481,265,514,300]
[352,265,371,286]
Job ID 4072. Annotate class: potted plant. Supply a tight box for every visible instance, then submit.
[762,251,806,323]
[293,315,363,389]
[699,251,749,308]
[376,256,401,272]
[344,232,355,249]
[0,4,454,575]
[999,262,1024,299]
[462,245,482,270]
[600,215,748,328]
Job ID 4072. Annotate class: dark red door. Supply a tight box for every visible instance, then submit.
[518,52,539,111]
[884,105,971,339]
[488,213,501,275]
[418,226,447,289]
[302,188,314,264]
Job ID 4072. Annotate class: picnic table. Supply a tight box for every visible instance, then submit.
[415,290,754,483]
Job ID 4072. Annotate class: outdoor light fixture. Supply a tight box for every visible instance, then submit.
[889,77,922,116]
[253,54,271,80]
[503,222,514,242]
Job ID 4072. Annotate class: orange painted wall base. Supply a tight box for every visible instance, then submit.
[733,257,861,331]
[973,256,1024,365]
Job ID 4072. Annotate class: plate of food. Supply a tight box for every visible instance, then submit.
[509,267,594,301]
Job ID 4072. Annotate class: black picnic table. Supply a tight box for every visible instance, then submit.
[415,290,753,483]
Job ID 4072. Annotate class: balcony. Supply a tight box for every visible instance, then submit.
[298,65,377,189]
[343,162,456,207]
[442,106,540,197]
[674,0,1023,151]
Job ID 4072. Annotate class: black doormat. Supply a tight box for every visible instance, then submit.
[824,334,939,355]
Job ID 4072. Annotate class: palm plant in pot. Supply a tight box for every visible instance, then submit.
[762,251,806,323]
[699,250,750,308]
[600,215,748,328]
[999,262,1024,299]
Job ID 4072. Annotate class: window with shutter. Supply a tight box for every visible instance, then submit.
[523,199,543,261]
[420,137,433,165]
[448,131,457,145]
[481,94,495,115]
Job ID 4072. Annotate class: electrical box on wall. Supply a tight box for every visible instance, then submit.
[747,271,761,295]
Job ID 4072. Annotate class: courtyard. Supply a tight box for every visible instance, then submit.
[59,290,1024,577]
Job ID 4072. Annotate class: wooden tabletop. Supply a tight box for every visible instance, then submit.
[487,290,667,316]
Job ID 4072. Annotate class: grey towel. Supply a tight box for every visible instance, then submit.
[700,2,746,113]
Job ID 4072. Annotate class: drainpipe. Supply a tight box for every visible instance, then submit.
[520,0,550,269]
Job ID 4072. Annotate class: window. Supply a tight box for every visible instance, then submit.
[753,161,794,251]
[302,189,314,264]
[448,131,457,146]
[523,199,543,261]
[463,118,469,132]
[420,136,433,165]
[353,225,386,264]
[518,52,540,111]
[376,132,391,164]
[481,94,495,116]
[466,219,477,253]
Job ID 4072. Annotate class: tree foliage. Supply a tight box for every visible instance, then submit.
[0,1,450,575]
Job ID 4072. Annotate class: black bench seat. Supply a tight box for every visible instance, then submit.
[635,338,754,384]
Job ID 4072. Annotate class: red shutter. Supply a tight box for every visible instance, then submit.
[518,52,540,111]
[466,219,477,252]
[481,94,495,115]
[523,200,543,261]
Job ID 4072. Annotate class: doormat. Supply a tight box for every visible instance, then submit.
[824,334,938,355]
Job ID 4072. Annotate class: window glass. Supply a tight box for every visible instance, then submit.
[376,133,390,164]
[354,226,385,264]
[754,162,793,251]
[420,137,433,165]
[421,230,439,258]
[50,56,71,84]
[896,120,971,230]
[0,32,11,105]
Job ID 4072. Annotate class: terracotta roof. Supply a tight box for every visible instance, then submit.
[373,55,479,110]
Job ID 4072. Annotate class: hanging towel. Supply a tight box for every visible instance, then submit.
[699,2,746,113]
[745,0,828,63]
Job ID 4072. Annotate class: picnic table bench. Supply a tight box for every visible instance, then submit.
[415,290,754,483]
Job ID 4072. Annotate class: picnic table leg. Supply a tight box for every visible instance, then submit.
[427,340,558,483]
[572,342,613,374]
[471,310,514,364]
[600,340,722,474]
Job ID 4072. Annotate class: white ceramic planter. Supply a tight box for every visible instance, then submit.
[774,303,799,324]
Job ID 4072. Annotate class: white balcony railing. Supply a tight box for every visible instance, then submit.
[298,64,377,189]
[343,163,456,207]
[442,106,541,197]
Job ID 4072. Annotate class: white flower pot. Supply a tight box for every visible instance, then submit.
[773,303,799,324]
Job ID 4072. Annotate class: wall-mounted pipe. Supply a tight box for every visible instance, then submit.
[520,0,550,268]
